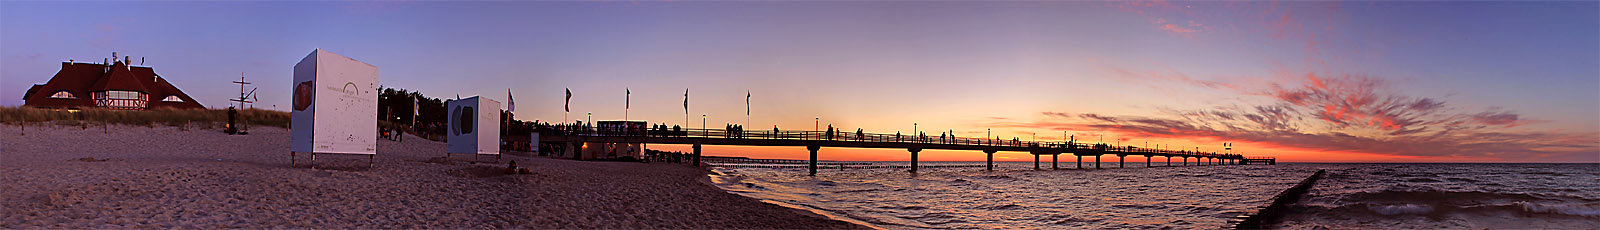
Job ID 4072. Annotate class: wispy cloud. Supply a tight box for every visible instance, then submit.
[991,72,1594,162]
[1047,1,1599,162]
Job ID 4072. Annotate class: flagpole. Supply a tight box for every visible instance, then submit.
[625,88,629,122]
[745,91,751,128]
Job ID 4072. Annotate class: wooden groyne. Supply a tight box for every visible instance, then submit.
[1229,169,1325,229]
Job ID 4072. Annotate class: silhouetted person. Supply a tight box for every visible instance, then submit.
[225,106,239,135]
[856,128,864,141]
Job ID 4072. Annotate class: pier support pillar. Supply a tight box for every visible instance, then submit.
[1118,155,1126,168]
[1034,154,1040,170]
[806,145,819,176]
[1077,155,1083,169]
[693,143,702,167]
[1183,157,1189,166]
[985,150,997,171]
[1052,154,1059,170]
[1146,155,1152,167]
[909,148,921,174]
[1095,155,1101,169]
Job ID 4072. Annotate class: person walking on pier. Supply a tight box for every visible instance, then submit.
[949,129,955,144]
[826,125,835,140]
[857,128,864,141]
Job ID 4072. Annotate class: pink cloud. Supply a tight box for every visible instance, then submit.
[1160,24,1198,34]
[989,72,1594,162]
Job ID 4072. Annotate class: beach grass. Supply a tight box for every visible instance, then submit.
[1,106,289,128]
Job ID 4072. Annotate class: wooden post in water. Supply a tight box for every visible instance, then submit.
[807,145,819,176]
[1119,155,1126,168]
[1166,156,1171,167]
[1146,155,1152,167]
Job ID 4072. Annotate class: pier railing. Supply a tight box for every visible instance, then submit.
[537,125,1238,157]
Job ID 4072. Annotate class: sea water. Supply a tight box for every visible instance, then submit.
[708,162,1599,229]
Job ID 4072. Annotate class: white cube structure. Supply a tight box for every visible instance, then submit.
[448,96,501,155]
[290,49,379,155]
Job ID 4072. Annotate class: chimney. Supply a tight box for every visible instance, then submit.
[141,57,145,65]
[112,52,117,63]
[69,59,73,65]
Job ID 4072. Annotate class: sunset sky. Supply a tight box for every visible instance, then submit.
[3,1,1596,162]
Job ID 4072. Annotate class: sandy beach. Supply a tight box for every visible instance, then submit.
[0,124,865,229]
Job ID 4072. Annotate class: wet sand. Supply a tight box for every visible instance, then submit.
[0,124,865,229]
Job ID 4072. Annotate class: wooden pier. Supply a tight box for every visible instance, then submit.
[539,127,1274,175]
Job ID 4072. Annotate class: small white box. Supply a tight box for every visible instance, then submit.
[448,96,501,155]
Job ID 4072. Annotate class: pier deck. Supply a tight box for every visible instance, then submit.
[539,128,1272,175]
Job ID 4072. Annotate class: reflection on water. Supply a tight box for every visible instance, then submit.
[712,161,1313,229]
[710,162,1599,229]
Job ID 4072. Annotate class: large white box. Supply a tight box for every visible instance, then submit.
[448,96,500,155]
[290,49,379,155]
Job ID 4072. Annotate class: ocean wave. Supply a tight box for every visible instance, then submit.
[1318,200,1600,218]
[1517,202,1600,217]
[1343,189,1549,204]
[1367,204,1434,215]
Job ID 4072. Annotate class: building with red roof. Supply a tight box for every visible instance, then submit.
[21,54,204,110]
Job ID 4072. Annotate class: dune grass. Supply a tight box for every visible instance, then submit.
[1,106,290,128]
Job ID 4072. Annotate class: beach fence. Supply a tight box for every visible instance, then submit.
[289,49,379,168]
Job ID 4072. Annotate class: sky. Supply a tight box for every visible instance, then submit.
[3,1,1596,163]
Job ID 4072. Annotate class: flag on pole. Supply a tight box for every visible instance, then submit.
[683,89,689,114]
[626,88,631,109]
[565,88,572,112]
[507,89,515,112]
[746,91,751,115]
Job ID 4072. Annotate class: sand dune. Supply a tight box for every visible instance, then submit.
[0,124,864,229]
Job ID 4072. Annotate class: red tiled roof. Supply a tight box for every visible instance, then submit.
[89,61,149,93]
[22,60,205,110]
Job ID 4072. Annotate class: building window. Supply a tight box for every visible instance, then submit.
[162,95,183,102]
[50,91,75,99]
[93,90,148,110]
[106,90,142,100]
